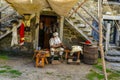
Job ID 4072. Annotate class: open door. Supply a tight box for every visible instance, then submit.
[38,15,58,49]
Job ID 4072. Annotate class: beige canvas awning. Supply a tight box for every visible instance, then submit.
[6,0,79,16]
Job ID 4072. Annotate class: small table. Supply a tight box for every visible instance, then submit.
[65,49,81,64]
[34,50,50,67]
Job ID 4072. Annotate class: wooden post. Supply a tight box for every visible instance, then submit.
[0,12,1,27]
[60,16,64,41]
[34,12,40,49]
[0,0,2,28]
[98,0,108,80]
[105,23,111,52]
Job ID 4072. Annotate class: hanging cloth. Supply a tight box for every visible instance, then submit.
[11,26,18,46]
[19,22,25,45]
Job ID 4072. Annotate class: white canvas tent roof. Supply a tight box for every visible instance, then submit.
[6,0,79,16]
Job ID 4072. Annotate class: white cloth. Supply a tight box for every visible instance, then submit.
[49,37,61,47]
[11,26,18,46]
[50,47,64,56]
[53,32,58,36]
[49,36,64,56]
[70,45,83,55]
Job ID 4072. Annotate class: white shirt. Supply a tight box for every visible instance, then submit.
[49,37,61,47]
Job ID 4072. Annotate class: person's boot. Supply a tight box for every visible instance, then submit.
[50,55,54,64]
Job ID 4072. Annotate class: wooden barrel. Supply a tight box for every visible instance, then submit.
[83,45,98,65]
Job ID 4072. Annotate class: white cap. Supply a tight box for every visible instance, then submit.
[53,32,58,36]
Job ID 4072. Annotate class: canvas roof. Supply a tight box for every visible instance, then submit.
[6,0,79,16]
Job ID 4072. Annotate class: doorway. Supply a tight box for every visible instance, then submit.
[104,20,117,44]
[38,15,58,49]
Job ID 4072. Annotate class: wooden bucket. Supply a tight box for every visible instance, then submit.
[83,45,98,65]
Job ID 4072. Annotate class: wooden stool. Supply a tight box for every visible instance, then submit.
[35,50,49,67]
[65,49,81,64]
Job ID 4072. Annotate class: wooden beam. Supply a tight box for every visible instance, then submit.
[0,11,15,22]
[81,6,107,31]
[34,12,40,49]
[105,23,111,52]
[65,18,93,43]
[98,0,108,80]
[0,22,21,40]
[69,0,88,17]
[0,5,9,12]
[74,9,106,40]
[60,16,64,41]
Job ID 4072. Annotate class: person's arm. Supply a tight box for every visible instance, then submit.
[49,38,57,48]
[56,37,66,48]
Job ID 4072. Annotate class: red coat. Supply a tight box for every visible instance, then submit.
[19,23,25,44]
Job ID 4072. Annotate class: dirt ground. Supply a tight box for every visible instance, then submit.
[0,57,92,80]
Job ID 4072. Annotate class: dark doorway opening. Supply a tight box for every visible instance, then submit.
[38,15,58,49]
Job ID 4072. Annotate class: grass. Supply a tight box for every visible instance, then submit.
[93,65,111,73]
[0,55,9,60]
[0,50,10,60]
[45,72,53,75]
[86,58,120,80]
[0,65,11,69]
[87,69,104,80]
[8,70,22,75]
[0,65,22,78]
[0,70,7,74]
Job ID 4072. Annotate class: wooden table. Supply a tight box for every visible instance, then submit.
[34,50,50,67]
[65,49,80,60]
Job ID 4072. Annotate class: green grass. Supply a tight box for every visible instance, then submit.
[86,69,104,80]
[8,70,22,75]
[93,65,111,73]
[86,58,120,80]
[0,50,10,60]
[0,65,22,78]
[0,65,11,69]
[0,55,9,60]
[0,70,7,74]
[45,72,53,75]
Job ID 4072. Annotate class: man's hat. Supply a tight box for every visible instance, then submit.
[53,32,58,36]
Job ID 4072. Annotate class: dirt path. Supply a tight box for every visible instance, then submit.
[0,57,92,80]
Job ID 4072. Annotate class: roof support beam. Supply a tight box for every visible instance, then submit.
[81,6,107,31]
[0,11,15,22]
[0,5,9,12]
[69,0,88,17]
[74,9,106,40]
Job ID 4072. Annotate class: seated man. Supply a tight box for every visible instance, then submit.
[49,32,64,61]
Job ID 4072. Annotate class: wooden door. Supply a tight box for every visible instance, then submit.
[39,15,57,49]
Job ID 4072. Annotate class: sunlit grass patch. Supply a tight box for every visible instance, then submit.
[0,65,22,78]
[86,69,104,80]
[0,65,11,70]
[0,55,9,60]
[86,58,120,80]
[0,70,7,74]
